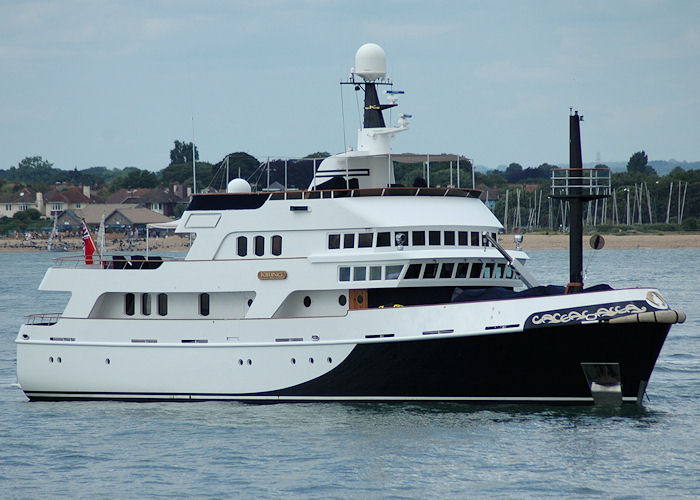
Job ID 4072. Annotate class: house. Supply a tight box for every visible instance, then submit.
[476,184,502,211]
[106,185,186,216]
[44,185,101,217]
[56,204,172,233]
[0,187,42,218]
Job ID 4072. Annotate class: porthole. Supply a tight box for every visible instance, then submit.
[338,295,347,306]
[309,357,314,364]
[247,298,253,307]
[57,357,62,363]
[357,294,364,304]
[303,296,311,307]
[327,357,333,364]
[271,235,282,256]
[49,356,54,363]
[105,358,111,365]
[238,359,244,366]
[247,359,252,366]
[291,358,296,365]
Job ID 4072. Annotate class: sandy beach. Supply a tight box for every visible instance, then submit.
[1,232,698,253]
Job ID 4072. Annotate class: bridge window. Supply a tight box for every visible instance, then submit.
[443,231,455,246]
[458,231,468,245]
[328,234,340,249]
[376,232,391,247]
[470,263,483,278]
[440,263,454,278]
[343,233,355,248]
[429,231,441,245]
[405,263,422,279]
[471,232,480,246]
[339,267,351,281]
[412,231,425,246]
[423,263,438,279]
[358,233,373,248]
[455,263,468,278]
[385,265,403,280]
[353,267,367,281]
[369,266,382,280]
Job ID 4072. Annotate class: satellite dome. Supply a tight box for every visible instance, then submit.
[354,43,386,81]
[227,178,252,194]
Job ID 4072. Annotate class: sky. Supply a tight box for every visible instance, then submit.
[2,0,699,172]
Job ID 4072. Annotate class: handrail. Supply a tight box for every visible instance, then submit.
[25,312,62,325]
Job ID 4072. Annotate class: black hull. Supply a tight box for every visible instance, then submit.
[25,321,670,404]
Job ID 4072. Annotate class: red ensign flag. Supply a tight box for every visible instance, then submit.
[81,220,96,265]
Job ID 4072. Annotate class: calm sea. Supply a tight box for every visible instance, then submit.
[1,249,698,498]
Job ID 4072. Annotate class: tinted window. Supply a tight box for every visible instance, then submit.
[141,293,151,316]
[458,231,468,245]
[429,231,441,245]
[199,293,210,316]
[440,263,454,278]
[271,235,282,256]
[343,233,355,248]
[455,263,468,278]
[328,234,340,249]
[376,232,391,247]
[354,267,366,281]
[254,235,264,256]
[358,233,373,248]
[444,231,455,245]
[471,232,480,246]
[369,266,382,280]
[423,263,438,279]
[412,231,425,246]
[405,263,422,279]
[125,293,135,316]
[385,265,403,280]
[158,293,168,316]
[339,267,351,281]
[237,236,247,256]
[470,262,483,278]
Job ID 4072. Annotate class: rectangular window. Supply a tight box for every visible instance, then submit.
[369,266,382,280]
[495,264,504,279]
[328,234,340,249]
[376,232,391,247]
[404,263,422,279]
[443,231,455,245]
[339,267,351,281]
[158,293,168,316]
[483,263,494,278]
[199,293,210,316]
[237,236,247,256]
[423,263,438,279]
[429,231,441,245]
[470,263,483,278]
[385,265,403,280]
[125,293,135,316]
[471,232,480,246]
[505,266,514,279]
[439,263,454,278]
[455,262,468,278]
[458,231,468,246]
[353,267,367,281]
[412,231,425,246]
[358,233,373,248]
[271,235,282,256]
[343,233,355,248]
[141,293,151,316]
[254,235,264,256]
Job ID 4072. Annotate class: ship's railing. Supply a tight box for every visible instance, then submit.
[25,312,62,326]
[51,254,180,269]
[268,186,481,199]
[550,168,611,199]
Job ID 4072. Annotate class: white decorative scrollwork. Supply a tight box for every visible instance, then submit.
[531,303,647,325]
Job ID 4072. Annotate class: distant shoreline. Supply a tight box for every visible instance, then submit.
[1,232,698,253]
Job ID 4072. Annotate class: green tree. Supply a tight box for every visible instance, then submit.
[626,151,657,176]
[170,140,199,165]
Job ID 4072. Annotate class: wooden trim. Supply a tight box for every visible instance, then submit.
[349,289,368,310]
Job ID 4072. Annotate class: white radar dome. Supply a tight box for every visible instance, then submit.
[354,43,386,81]
[227,178,252,194]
